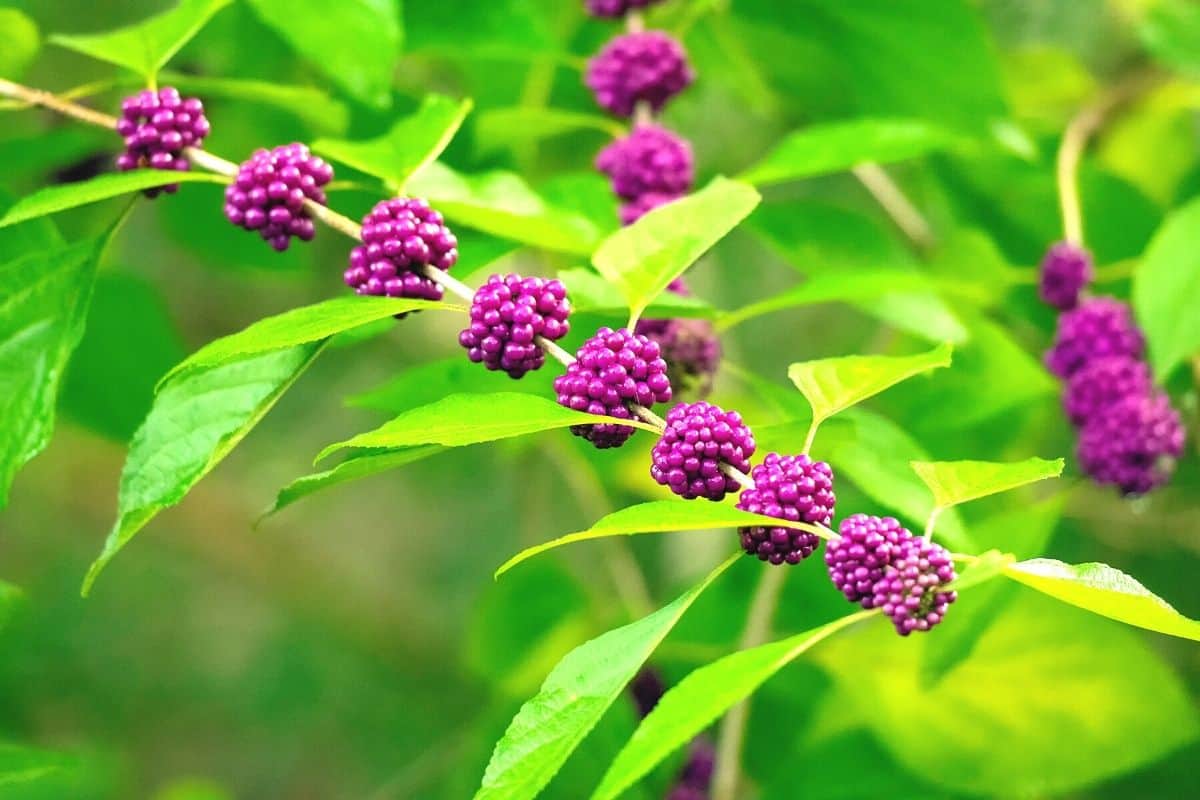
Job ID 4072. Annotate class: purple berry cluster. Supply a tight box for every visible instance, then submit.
[826,514,957,635]
[737,453,835,565]
[344,197,458,304]
[1077,392,1185,496]
[224,143,333,251]
[1045,296,1145,379]
[585,0,663,18]
[596,124,693,203]
[650,401,755,500]
[459,274,571,378]
[586,31,693,117]
[627,667,715,800]
[554,327,672,448]
[115,87,210,197]
[1038,241,1093,311]
[635,279,721,396]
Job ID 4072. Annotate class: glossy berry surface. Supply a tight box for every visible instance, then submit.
[1077,391,1185,495]
[1045,296,1145,378]
[870,535,957,636]
[459,274,570,378]
[554,327,672,448]
[596,124,693,201]
[650,402,755,500]
[585,0,663,17]
[586,31,693,117]
[1063,356,1151,427]
[224,143,332,251]
[737,453,835,565]
[344,197,458,305]
[115,87,210,197]
[825,514,908,604]
[1038,241,1093,310]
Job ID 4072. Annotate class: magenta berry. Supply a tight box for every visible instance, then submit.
[586,31,693,117]
[596,124,693,201]
[224,143,332,251]
[1063,356,1151,427]
[620,191,680,225]
[585,0,663,18]
[1045,296,1145,378]
[825,514,908,604]
[458,273,570,378]
[1039,241,1093,311]
[869,535,957,636]
[737,453,835,565]
[553,327,672,448]
[115,87,210,197]
[650,402,755,500]
[344,197,458,305]
[1077,391,1185,496]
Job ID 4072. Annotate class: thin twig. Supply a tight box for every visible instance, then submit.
[852,162,935,252]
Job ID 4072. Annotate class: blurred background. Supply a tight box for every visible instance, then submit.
[0,0,1198,797]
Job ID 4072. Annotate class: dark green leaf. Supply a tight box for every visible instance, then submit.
[1132,196,1200,380]
[0,171,226,229]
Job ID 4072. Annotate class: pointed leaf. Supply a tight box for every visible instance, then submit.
[592,610,875,800]
[1132,196,1200,380]
[50,0,232,78]
[496,500,831,577]
[788,343,952,425]
[474,553,738,800]
[1004,559,1200,641]
[560,268,715,320]
[592,177,760,322]
[262,446,443,519]
[0,171,226,229]
[319,393,660,461]
[911,457,1064,510]
[84,343,324,595]
[314,94,472,189]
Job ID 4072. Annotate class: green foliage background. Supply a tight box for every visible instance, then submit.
[0,0,1198,798]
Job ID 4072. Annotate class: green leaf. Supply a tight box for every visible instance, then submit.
[161,296,459,384]
[1140,0,1200,78]
[262,446,443,520]
[246,0,401,109]
[0,238,103,507]
[318,392,660,462]
[0,171,226,229]
[591,610,874,800]
[0,580,23,633]
[0,741,71,787]
[911,457,1064,510]
[0,9,39,79]
[1132,196,1200,380]
[473,553,738,800]
[1004,559,1200,641]
[83,343,324,595]
[314,94,472,190]
[591,177,760,323]
[50,0,233,79]
[740,117,961,187]
[347,357,555,415]
[408,163,601,255]
[163,73,350,135]
[496,500,831,578]
[559,268,714,320]
[788,343,952,427]
[476,107,625,155]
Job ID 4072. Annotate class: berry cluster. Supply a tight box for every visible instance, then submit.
[650,401,755,500]
[627,667,715,800]
[737,453,835,565]
[586,32,693,117]
[585,0,663,17]
[597,124,693,204]
[224,143,333,251]
[344,197,458,305]
[459,274,571,378]
[115,87,210,197]
[1039,243,1185,495]
[635,279,721,396]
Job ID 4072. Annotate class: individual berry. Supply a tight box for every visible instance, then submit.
[1045,296,1145,378]
[1039,241,1093,310]
[620,191,680,225]
[1063,356,1151,427]
[596,124,694,201]
[586,31,693,117]
[343,197,458,305]
[114,87,210,197]
[585,0,663,18]
[869,535,957,636]
[629,667,665,718]
[635,280,721,396]
[553,327,672,448]
[650,402,755,501]
[458,274,570,378]
[737,454,835,565]
[1077,391,1185,495]
[825,514,908,604]
[224,143,333,251]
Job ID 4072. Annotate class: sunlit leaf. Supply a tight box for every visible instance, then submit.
[0,171,226,229]
[560,268,714,320]
[0,9,39,79]
[911,457,1064,510]
[1132,196,1200,380]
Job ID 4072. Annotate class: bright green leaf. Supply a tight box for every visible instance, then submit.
[592,177,760,323]
[1132,196,1200,380]
[591,610,874,800]
[1004,559,1200,641]
[0,9,39,79]
[0,171,226,229]
[246,0,401,109]
[473,553,737,800]
[741,117,961,186]
[560,268,714,320]
[50,0,232,79]
[1140,0,1200,78]
[911,457,1064,510]
[0,580,23,632]
[83,343,324,595]
[318,392,660,462]
[0,741,71,787]
[314,94,472,190]
[163,73,350,134]
[476,107,625,155]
